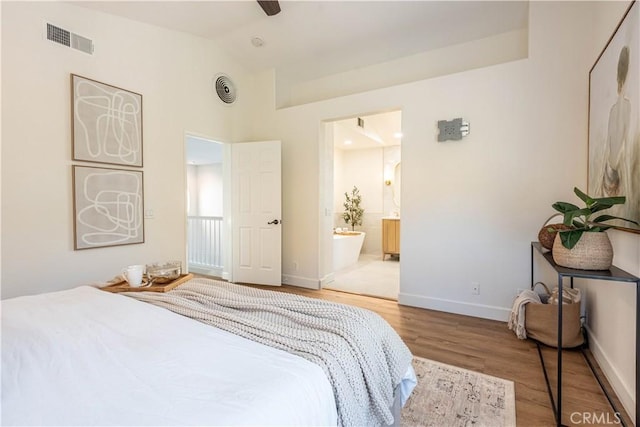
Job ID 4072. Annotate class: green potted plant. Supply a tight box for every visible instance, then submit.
[550,187,638,269]
[342,186,364,231]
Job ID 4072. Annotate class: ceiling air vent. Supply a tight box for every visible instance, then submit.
[214,74,237,105]
[46,23,94,55]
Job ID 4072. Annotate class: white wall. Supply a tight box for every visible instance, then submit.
[332,144,401,257]
[248,1,596,306]
[187,164,223,217]
[1,2,254,298]
[382,146,401,217]
[247,1,638,415]
[576,1,640,419]
[197,164,224,217]
[334,147,383,254]
[340,148,383,219]
[2,0,637,419]
[333,146,345,228]
[277,28,528,108]
[187,165,199,216]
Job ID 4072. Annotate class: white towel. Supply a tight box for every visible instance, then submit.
[508,289,541,339]
[548,287,581,305]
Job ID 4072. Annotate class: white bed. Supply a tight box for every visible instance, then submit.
[2,285,415,426]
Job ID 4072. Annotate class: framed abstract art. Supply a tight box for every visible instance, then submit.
[73,165,144,250]
[71,74,143,167]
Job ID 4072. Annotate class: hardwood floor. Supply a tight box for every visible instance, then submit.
[248,284,631,427]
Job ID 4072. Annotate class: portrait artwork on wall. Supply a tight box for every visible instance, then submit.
[71,74,143,167]
[73,165,145,250]
[588,1,640,233]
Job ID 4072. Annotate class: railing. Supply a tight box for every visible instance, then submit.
[187,216,223,270]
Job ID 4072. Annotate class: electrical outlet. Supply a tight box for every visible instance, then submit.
[471,282,480,295]
[293,261,299,271]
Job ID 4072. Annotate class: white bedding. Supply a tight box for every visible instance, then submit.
[2,286,338,426]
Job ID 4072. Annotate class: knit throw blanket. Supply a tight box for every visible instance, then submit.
[507,289,541,339]
[125,278,413,427]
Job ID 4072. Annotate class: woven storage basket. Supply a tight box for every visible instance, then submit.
[551,232,613,270]
[537,214,572,251]
[525,282,584,348]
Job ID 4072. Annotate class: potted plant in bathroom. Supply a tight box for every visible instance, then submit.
[342,186,364,231]
[550,187,638,270]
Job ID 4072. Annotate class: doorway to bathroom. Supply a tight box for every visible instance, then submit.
[324,110,401,300]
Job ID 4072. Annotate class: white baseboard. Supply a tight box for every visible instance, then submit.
[585,325,635,423]
[188,265,224,278]
[319,273,335,287]
[398,292,510,322]
[282,274,321,289]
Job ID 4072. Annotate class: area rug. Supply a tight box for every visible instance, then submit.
[401,357,516,427]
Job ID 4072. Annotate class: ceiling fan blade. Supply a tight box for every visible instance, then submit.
[257,0,281,16]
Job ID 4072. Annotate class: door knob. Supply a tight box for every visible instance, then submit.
[267,219,280,225]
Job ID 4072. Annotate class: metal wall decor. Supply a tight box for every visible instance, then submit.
[437,118,470,142]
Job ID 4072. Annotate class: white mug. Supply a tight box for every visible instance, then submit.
[122,264,145,287]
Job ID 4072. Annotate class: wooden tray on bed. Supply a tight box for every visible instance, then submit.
[101,273,194,293]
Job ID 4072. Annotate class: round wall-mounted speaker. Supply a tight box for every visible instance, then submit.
[214,74,237,104]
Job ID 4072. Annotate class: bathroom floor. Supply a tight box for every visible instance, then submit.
[325,254,399,300]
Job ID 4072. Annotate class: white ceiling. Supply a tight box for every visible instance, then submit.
[76,1,527,162]
[73,1,529,83]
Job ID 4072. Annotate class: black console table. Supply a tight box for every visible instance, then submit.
[530,242,639,427]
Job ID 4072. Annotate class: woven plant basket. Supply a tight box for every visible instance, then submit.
[552,232,613,270]
[538,214,572,250]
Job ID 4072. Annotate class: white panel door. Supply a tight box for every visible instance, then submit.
[231,141,282,286]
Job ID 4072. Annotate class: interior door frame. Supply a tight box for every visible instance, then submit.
[318,109,403,292]
[318,121,335,288]
[183,132,232,282]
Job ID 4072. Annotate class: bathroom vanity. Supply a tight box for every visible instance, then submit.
[382,218,400,260]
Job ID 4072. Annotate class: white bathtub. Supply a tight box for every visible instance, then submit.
[333,232,366,272]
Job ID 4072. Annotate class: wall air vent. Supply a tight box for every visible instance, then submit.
[214,74,237,105]
[46,23,94,55]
